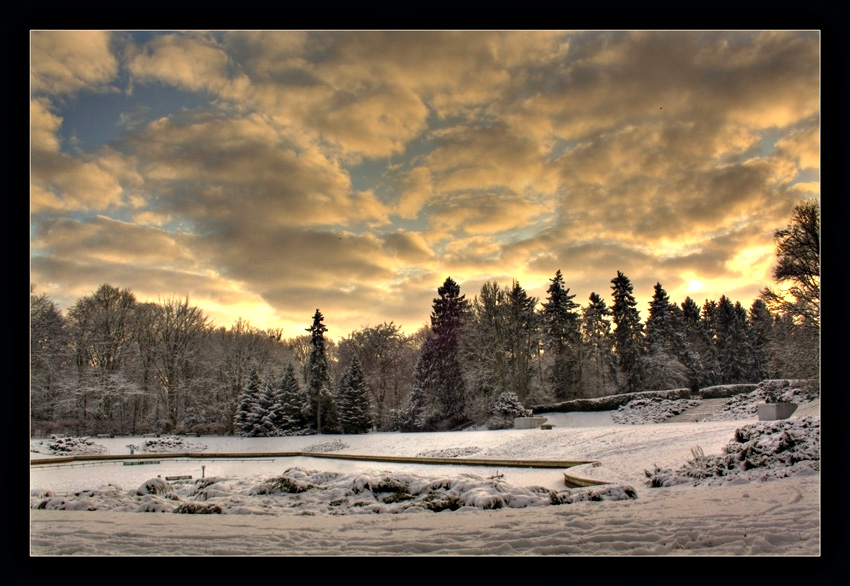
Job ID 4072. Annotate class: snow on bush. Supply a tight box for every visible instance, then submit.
[301,439,349,453]
[645,416,820,488]
[136,477,179,499]
[612,398,700,424]
[125,435,207,454]
[702,379,820,422]
[30,467,636,516]
[30,435,106,456]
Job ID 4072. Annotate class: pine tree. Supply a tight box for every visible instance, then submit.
[713,296,752,384]
[504,280,539,403]
[580,292,617,396]
[337,356,373,434]
[305,309,339,434]
[254,373,279,437]
[460,281,509,420]
[680,297,712,390]
[234,369,263,436]
[643,283,689,390]
[397,336,437,431]
[487,389,531,430]
[540,270,582,399]
[610,271,646,393]
[413,277,469,427]
[277,363,309,435]
[748,298,772,382]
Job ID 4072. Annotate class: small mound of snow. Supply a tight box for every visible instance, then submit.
[302,439,349,453]
[30,436,106,456]
[125,435,207,454]
[612,398,699,424]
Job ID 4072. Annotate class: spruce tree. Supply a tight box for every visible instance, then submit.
[680,297,712,390]
[580,292,617,396]
[643,283,689,390]
[713,296,751,384]
[234,369,263,437]
[505,280,539,403]
[748,298,772,382]
[610,271,646,393]
[277,363,309,435]
[255,373,280,437]
[413,277,469,427]
[305,309,339,434]
[540,270,582,399]
[337,355,373,434]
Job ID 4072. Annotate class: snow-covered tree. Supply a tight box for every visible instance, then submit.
[413,277,469,427]
[643,283,689,390]
[460,281,509,422]
[254,373,280,437]
[713,296,751,384]
[505,280,540,403]
[305,309,339,434]
[748,298,773,381]
[487,390,531,430]
[234,370,263,436]
[580,292,617,397]
[276,363,310,435]
[337,356,373,434]
[540,270,582,399]
[335,322,417,430]
[610,271,646,393]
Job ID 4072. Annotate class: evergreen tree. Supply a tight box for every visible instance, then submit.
[680,297,712,390]
[487,390,531,430]
[580,292,617,396]
[713,296,752,384]
[277,363,309,435]
[748,299,772,381]
[643,283,689,390]
[397,335,438,431]
[540,270,582,399]
[504,280,539,403]
[337,356,373,434]
[460,282,509,420]
[254,373,279,437]
[610,271,646,393]
[234,369,263,436]
[413,277,469,427]
[305,309,339,434]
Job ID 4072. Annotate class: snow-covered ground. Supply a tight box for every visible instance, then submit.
[30,388,821,556]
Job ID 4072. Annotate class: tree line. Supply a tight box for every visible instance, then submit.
[30,200,819,436]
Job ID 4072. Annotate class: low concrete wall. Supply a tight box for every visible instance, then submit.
[514,416,548,429]
[757,403,798,421]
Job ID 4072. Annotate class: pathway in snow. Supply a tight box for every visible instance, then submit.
[663,398,735,423]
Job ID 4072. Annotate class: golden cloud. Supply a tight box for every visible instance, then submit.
[31,31,118,94]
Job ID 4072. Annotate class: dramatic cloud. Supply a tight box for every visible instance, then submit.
[30,31,820,339]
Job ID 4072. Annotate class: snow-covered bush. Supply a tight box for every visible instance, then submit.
[612,397,700,424]
[486,390,532,429]
[30,435,106,456]
[174,502,223,514]
[645,416,820,487]
[136,478,179,499]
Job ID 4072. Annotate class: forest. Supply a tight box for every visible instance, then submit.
[29,201,820,437]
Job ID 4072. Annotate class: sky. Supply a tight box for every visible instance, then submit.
[29,30,821,340]
[29,388,820,556]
